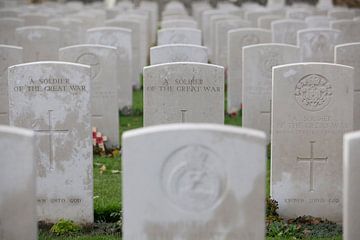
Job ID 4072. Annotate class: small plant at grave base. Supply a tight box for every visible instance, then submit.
[49,219,81,236]
[266,197,282,223]
[267,221,303,239]
[288,216,342,238]
[109,211,122,233]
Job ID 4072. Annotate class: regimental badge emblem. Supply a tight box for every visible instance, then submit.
[161,145,227,212]
[295,74,332,111]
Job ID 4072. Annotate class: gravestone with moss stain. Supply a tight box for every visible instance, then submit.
[143,62,224,126]
[123,123,267,240]
[271,63,354,222]
[8,62,93,224]
[59,44,119,148]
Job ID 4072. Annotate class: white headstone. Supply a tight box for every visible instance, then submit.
[143,63,224,126]
[87,27,133,110]
[258,15,282,29]
[59,44,119,148]
[105,19,142,89]
[161,19,198,29]
[344,131,360,240]
[0,9,19,18]
[0,45,22,125]
[227,28,271,114]
[331,20,360,44]
[47,18,85,47]
[306,16,334,28]
[19,13,49,26]
[214,19,251,66]
[0,17,24,45]
[123,123,267,240]
[157,28,202,46]
[286,9,312,20]
[335,43,360,130]
[298,28,342,62]
[0,126,36,240]
[271,19,307,45]
[8,61,93,224]
[16,26,61,62]
[317,0,334,9]
[328,9,355,20]
[242,44,300,141]
[150,44,208,65]
[272,63,354,223]
[245,10,271,27]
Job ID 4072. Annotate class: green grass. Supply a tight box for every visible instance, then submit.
[93,156,121,222]
[39,88,342,240]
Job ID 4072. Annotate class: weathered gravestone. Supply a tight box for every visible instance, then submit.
[258,15,283,30]
[114,15,148,70]
[150,44,208,65]
[0,9,19,18]
[19,13,49,26]
[286,9,312,20]
[8,62,93,224]
[0,17,24,45]
[87,27,133,110]
[298,29,342,62]
[271,63,354,222]
[227,28,271,114]
[105,19,142,89]
[59,44,119,148]
[271,19,307,45]
[335,43,360,130]
[242,44,300,141]
[331,20,360,44]
[0,45,22,125]
[209,15,240,62]
[157,28,202,46]
[0,126,36,240]
[122,123,267,240]
[214,19,251,67]
[143,63,224,126]
[305,16,334,28]
[328,9,355,20]
[16,26,61,62]
[161,19,198,29]
[47,18,85,47]
[344,131,360,240]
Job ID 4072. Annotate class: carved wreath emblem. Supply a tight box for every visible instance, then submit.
[161,145,226,212]
[295,74,332,111]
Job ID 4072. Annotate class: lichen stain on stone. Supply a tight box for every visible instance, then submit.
[143,174,265,240]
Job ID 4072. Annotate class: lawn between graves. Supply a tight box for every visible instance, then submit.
[39,88,342,240]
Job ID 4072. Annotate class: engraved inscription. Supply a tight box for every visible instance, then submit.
[75,53,101,80]
[241,34,260,46]
[33,110,69,170]
[161,145,227,212]
[259,49,282,78]
[297,141,328,192]
[295,74,332,111]
[310,34,330,54]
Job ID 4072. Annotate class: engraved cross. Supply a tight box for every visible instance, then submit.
[180,109,188,123]
[33,110,69,170]
[297,141,328,192]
